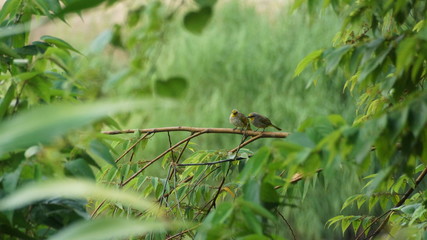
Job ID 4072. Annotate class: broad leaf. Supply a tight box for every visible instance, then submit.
[183,7,213,34]
[0,178,156,212]
[0,100,143,155]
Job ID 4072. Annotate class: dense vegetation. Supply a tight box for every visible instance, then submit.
[0,0,426,239]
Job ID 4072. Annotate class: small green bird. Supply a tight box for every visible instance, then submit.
[229,109,251,130]
[247,112,281,131]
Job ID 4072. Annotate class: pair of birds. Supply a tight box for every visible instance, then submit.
[229,109,281,131]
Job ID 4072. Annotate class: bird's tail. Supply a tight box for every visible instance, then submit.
[272,124,281,131]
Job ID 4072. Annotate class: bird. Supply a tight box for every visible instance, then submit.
[247,112,281,131]
[229,109,251,130]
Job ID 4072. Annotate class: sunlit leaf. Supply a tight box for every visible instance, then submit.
[0,178,157,212]
[41,35,80,53]
[294,49,323,77]
[0,100,143,155]
[48,218,167,240]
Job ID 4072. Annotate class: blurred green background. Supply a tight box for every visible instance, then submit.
[28,1,359,239]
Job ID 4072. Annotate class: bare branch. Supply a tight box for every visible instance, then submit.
[115,132,152,163]
[276,209,296,240]
[229,134,264,153]
[121,130,207,186]
[102,126,289,138]
[165,224,201,240]
[177,156,249,166]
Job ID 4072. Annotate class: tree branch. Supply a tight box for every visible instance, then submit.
[361,166,427,240]
[102,126,289,138]
[229,134,264,153]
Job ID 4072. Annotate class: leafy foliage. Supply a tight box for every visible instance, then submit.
[1,0,426,239]
[293,0,427,238]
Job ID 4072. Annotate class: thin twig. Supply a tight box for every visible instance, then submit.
[12,81,27,115]
[90,199,107,219]
[177,156,250,167]
[170,166,220,211]
[276,209,296,240]
[201,134,247,218]
[115,132,152,163]
[121,130,207,187]
[159,176,193,200]
[103,127,288,138]
[229,134,264,153]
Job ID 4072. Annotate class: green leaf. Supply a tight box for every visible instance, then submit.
[195,0,217,7]
[210,202,234,224]
[0,42,20,58]
[294,49,323,77]
[238,234,270,240]
[386,106,408,141]
[238,147,270,182]
[352,219,361,233]
[0,83,15,119]
[88,140,116,167]
[0,99,143,156]
[154,76,188,98]
[341,217,351,234]
[0,0,21,22]
[183,6,213,34]
[358,46,392,83]
[327,215,345,228]
[2,166,22,193]
[324,45,352,74]
[365,167,392,196]
[41,35,80,53]
[396,37,417,74]
[353,115,387,163]
[56,0,107,17]
[48,218,167,240]
[242,206,263,234]
[88,30,113,54]
[238,199,277,223]
[408,99,427,138]
[260,182,279,207]
[13,71,41,82]
[0,178,156,212]
[286,132,315,148]
[65,158,96,180]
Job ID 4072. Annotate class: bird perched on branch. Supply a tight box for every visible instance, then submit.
[229,109,251,130]
[247,112,281,131]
